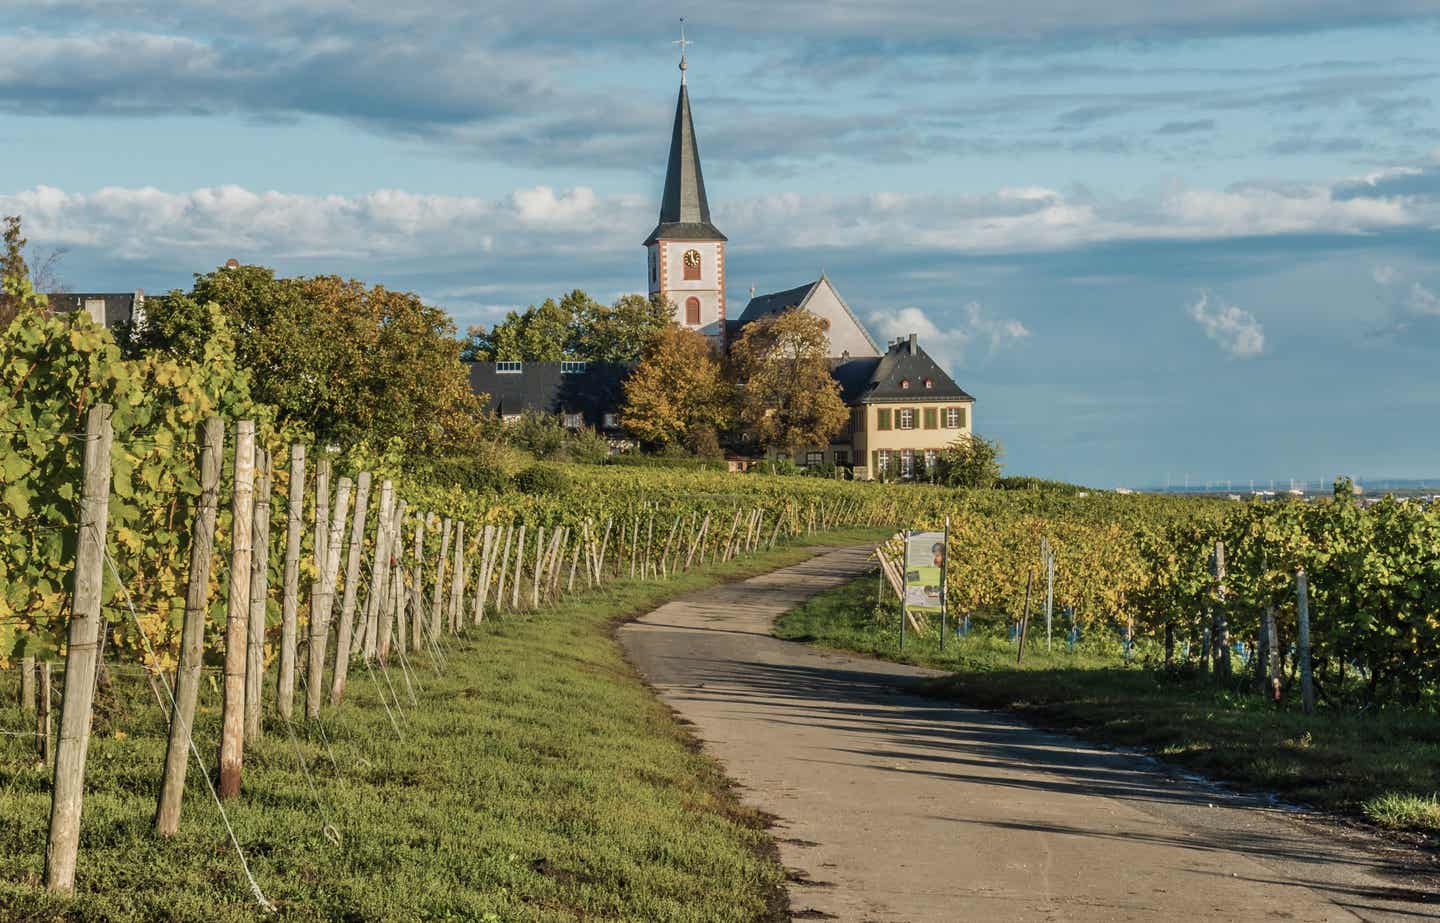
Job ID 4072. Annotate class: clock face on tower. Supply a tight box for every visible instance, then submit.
[682,248,702,281]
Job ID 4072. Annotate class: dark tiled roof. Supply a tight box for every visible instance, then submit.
[644,84,725,246]
[44,292,139,329]
[467,361,632,428]
[832,336,974,404]
[736,281,817,324]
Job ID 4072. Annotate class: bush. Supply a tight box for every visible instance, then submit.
[607,453,726,472]
[420,457,514,493]
[514,464,570,495]
[996,476,1087,494]
[749,458,800,477]
[565,426,612,465]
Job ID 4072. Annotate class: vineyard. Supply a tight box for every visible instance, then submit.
[5,305,1440,914]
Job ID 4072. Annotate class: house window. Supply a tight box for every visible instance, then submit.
[924,449,938,472]
[603,412,619,429]
[683,248,702,280]
[685,296,701,325]
[502,414,521,424]
[805,451,824,467]
[876,449,892,474]
[83,298,106,325]
[898,408,915,430]
[834,450,849,467]
[923,407,938,430]
[900,449,915,479]
[876,408,892,431]
[944,406,966,429]
[496,361,522,374]
[900,379,910,390]
[924,379,934,389]
[560,361,588,374]
[562,412,584,429]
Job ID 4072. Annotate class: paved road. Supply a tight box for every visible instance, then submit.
[618,546,1438,922]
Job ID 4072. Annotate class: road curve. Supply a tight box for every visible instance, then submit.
[618,545,1436,922]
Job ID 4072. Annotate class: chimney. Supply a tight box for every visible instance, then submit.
[908,333,917,354]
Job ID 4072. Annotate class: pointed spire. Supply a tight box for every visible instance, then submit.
[645,24,725,246]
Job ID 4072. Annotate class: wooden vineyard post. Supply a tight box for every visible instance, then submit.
[1042,538,1054,651]
[311,476,350,714]
[449,520,466,632]
[1296,569,1315,714]
[156,416,223,835]
[20,656,35,714]
[409,514,425,653]
[277,444,305,719]
[44,403,114,893]
[474,525,495,624]
[333,473,373,700]
[1212,540,1230,682]
[430,517,451,641]
[630,516,639,578]
[358,479,391,659]
[301,458,332,718]
[568,532,581,593]
[36,661,51,764]
[1017,569,1034,666]
[495,524,513,612]
[530,526,544,609]
[511,524,526,610]
[218,420,256,800]
[598,518,613,579]
[378,500,405,661]
[244,448,272,742]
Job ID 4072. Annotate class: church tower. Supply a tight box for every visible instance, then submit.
[645,26,727,348]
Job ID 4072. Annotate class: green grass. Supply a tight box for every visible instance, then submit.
[774,571,1440,837]
[0,528,885,922]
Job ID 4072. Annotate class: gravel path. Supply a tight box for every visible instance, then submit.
[618,545,1437,922]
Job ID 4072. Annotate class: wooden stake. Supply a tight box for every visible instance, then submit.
[531,525,545,609]
[431,517,452,641]
[409,512,425,654]
[301,459,331,719]
[1297,568,1315,714]
[568,530,581,593]
[156,415,222,836]
[44,402,115,892]
[1212,540,1230,681]
[511,524,526,610]
[276,444,304,720]
[331,472,372,704]
[1016,569,1033,666]
[217,420,256,800]
[475,524,496,624]
[359,479,393,661]
[20,656,34,714]
[495,524,513,612]
[449,520,466,632]
[244,448,272,742]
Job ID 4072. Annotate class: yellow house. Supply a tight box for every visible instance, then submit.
[827,333,974,479]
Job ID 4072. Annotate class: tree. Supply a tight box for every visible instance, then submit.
[575,293,674,363]
[935,432,1003,489]
[129,264,484,457]
[463,290,674,362]
[621,325,732,452]
[0,215,46,330]
[730,308,849,454]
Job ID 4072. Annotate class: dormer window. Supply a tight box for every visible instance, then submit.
[683,248,702,280]
[900,379,911,390]
[496,361,522,374]
[924,379,934,389]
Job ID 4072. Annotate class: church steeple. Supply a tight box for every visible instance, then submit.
[645,21,727,348]
[644,30,725,245]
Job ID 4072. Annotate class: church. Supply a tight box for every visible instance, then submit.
[471,46,975,480]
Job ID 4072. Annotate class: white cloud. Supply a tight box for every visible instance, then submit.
[1188,291,1265,359]
[1409,281,1440,315]
[1373,264,1401,285]
[867,302,1029,369]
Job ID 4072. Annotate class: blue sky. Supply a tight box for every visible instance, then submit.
[4,1,1440,487]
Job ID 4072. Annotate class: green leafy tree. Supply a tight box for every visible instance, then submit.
[730,308,849,454]
[0,215,46,330]
[575,293,674,363]
[934,432,1003,489]
[465,290,674,363]
[130,264,484,457]
[620,325,732,451]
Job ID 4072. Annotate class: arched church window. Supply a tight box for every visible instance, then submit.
[685,297,701,325]
[683,249,702,280]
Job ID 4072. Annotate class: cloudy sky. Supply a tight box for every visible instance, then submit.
[4,1,1440,487]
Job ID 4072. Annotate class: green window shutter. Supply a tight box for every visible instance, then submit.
[877,408,891,431]
[871,450,880,472]
[923,408,937,430]
[958,406,968,429]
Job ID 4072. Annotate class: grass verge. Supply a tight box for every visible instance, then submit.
[773,570,1440,837]
[0,528,885,922]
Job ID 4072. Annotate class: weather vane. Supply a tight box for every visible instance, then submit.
[674,17,692,84]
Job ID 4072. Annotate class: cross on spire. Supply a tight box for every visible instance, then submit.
[674,18,692,84]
